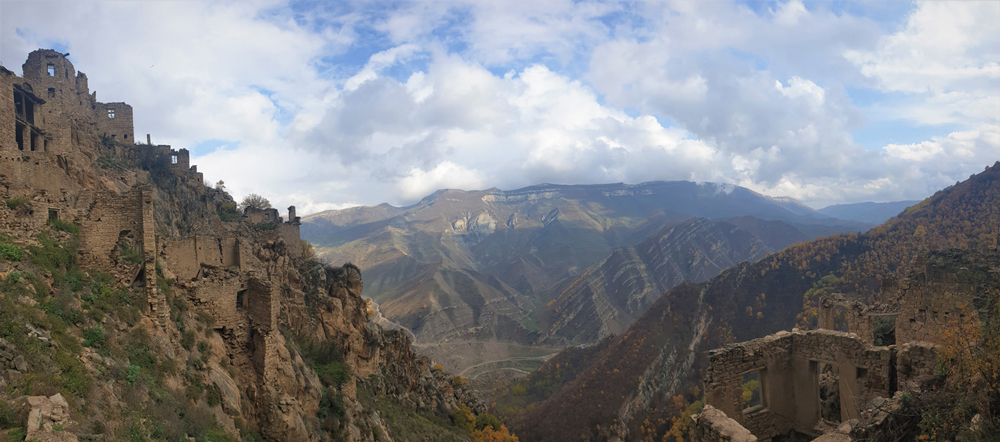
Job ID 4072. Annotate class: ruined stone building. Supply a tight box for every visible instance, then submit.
[692,253,988,442]
[0,48,308,423]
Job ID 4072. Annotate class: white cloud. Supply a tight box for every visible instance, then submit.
[1,0,996,214]
[844,1,1000,125]
[398,162,485,200]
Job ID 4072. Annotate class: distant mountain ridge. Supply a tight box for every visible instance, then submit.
[302,180,867,372]
[818,200,920,225]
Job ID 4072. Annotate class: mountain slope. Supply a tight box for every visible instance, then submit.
[818,200,920,225]
[507,162,1000,441]
[537,217,807,344]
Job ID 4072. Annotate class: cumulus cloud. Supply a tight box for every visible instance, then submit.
[1,0,996,213]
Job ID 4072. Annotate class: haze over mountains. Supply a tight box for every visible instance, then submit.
[301,180,885,371]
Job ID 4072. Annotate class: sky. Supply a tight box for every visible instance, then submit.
[1,0,997,214]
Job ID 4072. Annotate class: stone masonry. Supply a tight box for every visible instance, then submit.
[695,252,986,442]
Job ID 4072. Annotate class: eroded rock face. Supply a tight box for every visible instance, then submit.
[290,263,486,422]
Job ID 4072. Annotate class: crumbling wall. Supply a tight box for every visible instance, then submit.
[895,342,939,392]
[189,269,244,329]
[20,49,100,155]
[96,102,134,143]
[818,294,874,344]
[0,68,18,153]
[692,405,758,442]
[893,255,979,344]
[167,148,190,174]
[704,329,892,440]
[244,207,280,225]
[79,188,153,271]
[164,235,243,281]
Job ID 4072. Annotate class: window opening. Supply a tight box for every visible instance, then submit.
[856,367,868,393]
[14,90,24,116]
[818,362,841,423]
[48,209,58,221]
[742,369,765,413]
[832,305,849,332]
[47,63,54,76]
[108,108,115,119]
[30,131,38,152]
[171,155,178,164]
[24,100,34,125]
[47,87,55,98]
[15,123,25,151]
[872,315,896,346]
[236,290,246,309]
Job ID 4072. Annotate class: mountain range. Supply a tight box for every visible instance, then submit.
[301,181,871,371]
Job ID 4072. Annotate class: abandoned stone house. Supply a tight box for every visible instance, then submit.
[693,254,983,442]
[1,49,304,387]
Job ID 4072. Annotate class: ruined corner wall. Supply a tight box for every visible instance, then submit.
[79,188,154,270]
[247,277,280,383]
[704,329,892,440]
[275,222,301,259]
[78,187,162,321]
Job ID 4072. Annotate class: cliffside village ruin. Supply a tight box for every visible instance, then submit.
[692,253,987,442]
[1,49,304,401]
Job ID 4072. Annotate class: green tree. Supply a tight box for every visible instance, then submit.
[239,194,271,211]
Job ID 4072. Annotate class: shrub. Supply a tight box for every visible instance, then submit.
[0,242,22,261]
[29,232,76,274]
[251,222,276,231]
[217,202,239,222]
[5,196,29,211]
[475,413,502,431]
[82,326,106,350]
[206,384,222,408]
[315,361,351,388]
[181,330,196,350]
[47,218,79,236]
[451,404,474,432]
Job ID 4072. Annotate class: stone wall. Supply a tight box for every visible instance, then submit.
[0,68,16,153]
[244,207,281,225]
[78,188,153,271]
[704,329,893,440]
[164,235,243,281]
[96,102,134,143]
[893,255,979,344]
